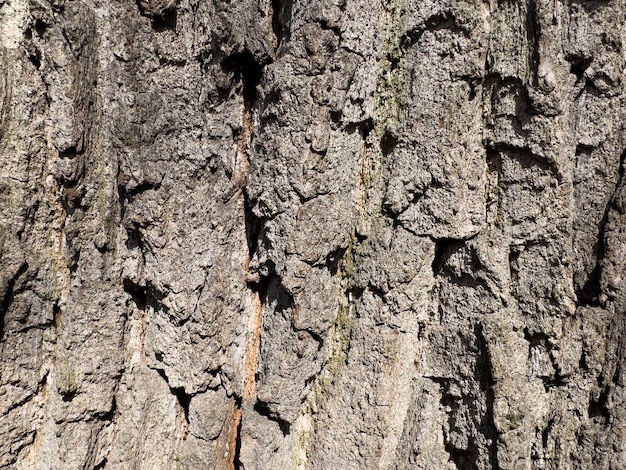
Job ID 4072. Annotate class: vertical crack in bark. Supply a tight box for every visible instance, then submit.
[153,368,191,440]
[0,261,27,341]
[526,0,540,86]
[30,371,49,451]
[271,0,292,51]
[221,50,264,200]
[218,47,272,469]
[173,386,191,440]
[215,398,243,470]
[475,323,500,470]
[586,147,626,305]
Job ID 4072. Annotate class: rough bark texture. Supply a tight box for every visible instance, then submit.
[1,0,625,468]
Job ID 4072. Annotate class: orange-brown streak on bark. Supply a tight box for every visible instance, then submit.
[243,293,264,400]
[214,399,243,470]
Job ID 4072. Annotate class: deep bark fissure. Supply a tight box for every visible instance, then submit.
[588,385,610,423]
[526,0,540,86]
[154,368,191,437]
[0,261,28,342]
[566,54,592,83]
[123,279,166,313]
[221,50,266,112]
[135,0,178,31]
[576,148,626,306]
[221,45,276,468]
[151,9,177,31]
[233,404,243,470]
[432,239,463,276]
[271,0,292,50]
[475,324,500,470]
[254,399,291,436]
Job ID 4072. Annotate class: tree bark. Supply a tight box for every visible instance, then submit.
[0,0,625,468]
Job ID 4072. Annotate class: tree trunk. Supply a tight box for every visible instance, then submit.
[1,0,625,468]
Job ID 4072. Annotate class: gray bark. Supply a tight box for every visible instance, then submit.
[1,0,625,468]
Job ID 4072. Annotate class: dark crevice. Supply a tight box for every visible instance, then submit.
[352,117,373,143]
[579,350,590,371]
[243,192,264,259]
[59,144,79,160]
[93,458,108,470]
[27,46,41,69]
[53,302,62,328]
[566,54,592,82]
[221,50,268,111]
[540,373,567,391]
[588,386,610,423]
[34,19,47,37]
[576,265,602,307]
[0,261,28,342]
[348,285,365,304]
[243,191,275,308]
[249,273,271,308]
[329,110,343,125]
[123,278,166,314]
[541,417,554,448]
[475,323,499,470]
[61,392,77,402]
[254,399,291,436]
[135,0,178,31]
[267,275,294,314]
[173,386,191,431]
[319,18,341,38]
[125,228,143,251]
[570,0,607,12]
[526,0,540,86]
[457,74,480,101]
[508,247,520,303]
[154,368,191,430]
[271,0,293,49]
[523,327,550,344]
[325,245,348,276]
[233,397,243,470]
[432,239,463,276]
[431,239,490,290]
[365,283,386,303]
[158,56,187,67]
[577,148,626,305]
[123,278,147,310]
[380,130,398,157]
[575,143,594,155]
[151,8,177,31]
[296,327,324,350]
[118,179,161,202]
[445,443,479,470]
[90,397,117,424]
